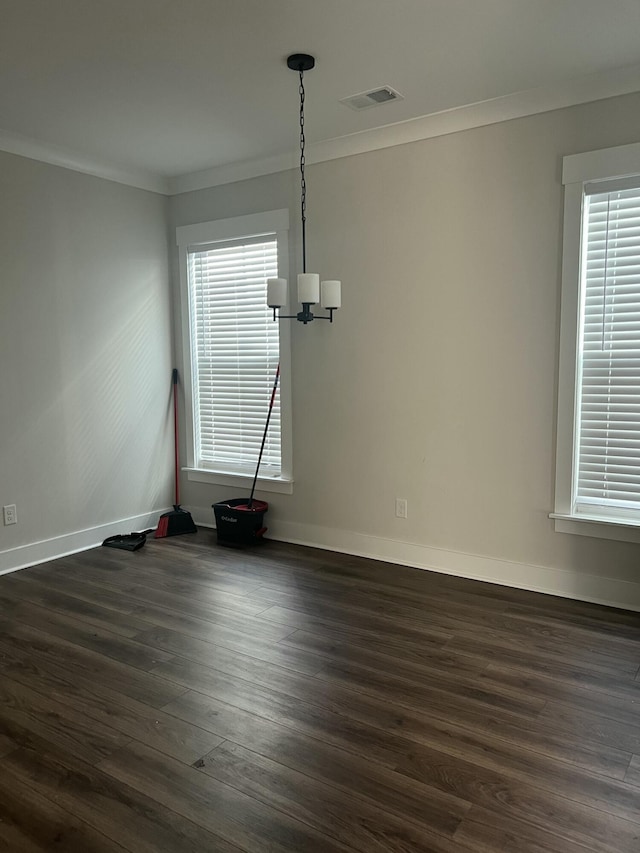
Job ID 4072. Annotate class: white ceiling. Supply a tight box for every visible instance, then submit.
[2,0,640,192]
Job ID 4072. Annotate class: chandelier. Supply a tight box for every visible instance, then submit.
[267,54,341,324]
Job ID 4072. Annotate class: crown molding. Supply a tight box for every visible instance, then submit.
[1,62,639,197]
[170,61,640,195]
[0,128,169,194]
[167,151,297,195]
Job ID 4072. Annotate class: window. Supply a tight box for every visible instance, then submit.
[554,142,640,541]
[177,210,293,493]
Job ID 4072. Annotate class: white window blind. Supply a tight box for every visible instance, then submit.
[575,181,640,518]
[187,234,281,476]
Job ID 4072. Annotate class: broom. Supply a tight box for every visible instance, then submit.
[155,369,197,538]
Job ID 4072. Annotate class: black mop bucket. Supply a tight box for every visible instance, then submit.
[213,498,268,546]
[212,364,279,547]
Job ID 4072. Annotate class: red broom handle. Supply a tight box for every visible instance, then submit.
[172,368,180,506]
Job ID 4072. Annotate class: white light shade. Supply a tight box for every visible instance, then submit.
[297,273,320,304]
[321,280,341,309]
[267,277,287,308]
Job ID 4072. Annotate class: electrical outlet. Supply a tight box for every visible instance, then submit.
[395,498,408,519]
[3,504,17,525]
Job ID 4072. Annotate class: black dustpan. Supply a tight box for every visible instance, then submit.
[102,532,147,552]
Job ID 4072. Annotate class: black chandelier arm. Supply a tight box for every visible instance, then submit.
[272,307,335,324]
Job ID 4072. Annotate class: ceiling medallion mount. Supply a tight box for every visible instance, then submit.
[286,53,315,73]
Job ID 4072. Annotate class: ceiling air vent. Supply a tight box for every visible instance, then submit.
[340,86,404,111]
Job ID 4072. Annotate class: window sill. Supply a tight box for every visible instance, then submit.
[184,468,294,495]
[550,512,640,544]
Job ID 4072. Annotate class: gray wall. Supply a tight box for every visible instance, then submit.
[0,152,173,563]
[170,91,640,595]
[3,90,640,597]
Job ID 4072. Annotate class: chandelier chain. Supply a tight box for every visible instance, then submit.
[299,69,307,273]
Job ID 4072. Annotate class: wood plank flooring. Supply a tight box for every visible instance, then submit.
[0,530,639,852]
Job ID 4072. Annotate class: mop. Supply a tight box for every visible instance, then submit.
[244,362,280,510]
[212,364,280,544]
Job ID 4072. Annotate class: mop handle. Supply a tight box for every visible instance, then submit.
[172,368,180,506]
[248,364,280,507]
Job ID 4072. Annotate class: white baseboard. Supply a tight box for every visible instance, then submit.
[6,504,638,614]
[189,507,640,612]
[0,509,169,576]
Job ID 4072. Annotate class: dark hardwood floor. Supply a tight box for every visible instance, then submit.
[0,530,639,852]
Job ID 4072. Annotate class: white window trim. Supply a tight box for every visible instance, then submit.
[553,141,640,542]
[176,209,293,494]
